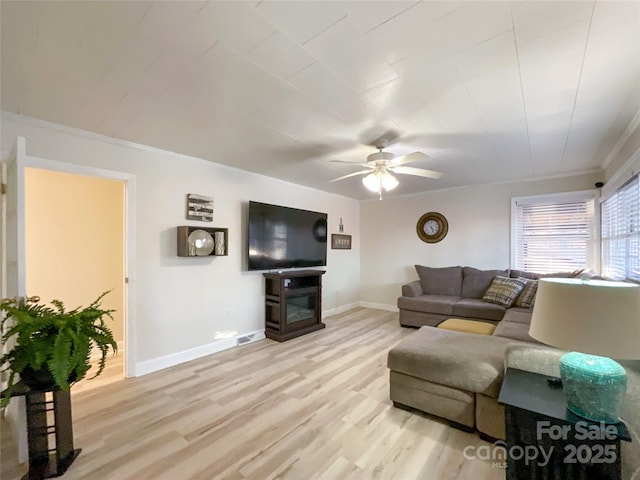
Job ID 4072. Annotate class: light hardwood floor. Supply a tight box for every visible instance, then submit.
[1,308,505,480]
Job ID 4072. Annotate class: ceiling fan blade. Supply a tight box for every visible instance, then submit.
[363,128,404,148]
[330,159,370,166]
[389,165,443,179]
[392,151,428,165]
[329,169,373,182]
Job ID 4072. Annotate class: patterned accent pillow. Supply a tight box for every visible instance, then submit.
[514,278,539,308]
[482,276,527,307]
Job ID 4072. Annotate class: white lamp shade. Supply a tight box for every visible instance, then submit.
[382,172,398,191]
[529,278,640,359]
[362,173,380,192]
[362,171,398,193]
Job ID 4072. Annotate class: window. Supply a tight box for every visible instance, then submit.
[601,175,640,282]
[511,191,597,274]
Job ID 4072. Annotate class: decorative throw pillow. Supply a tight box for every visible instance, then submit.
[462,266,509,298]
[514,278,539,308]
[415,265,463,296]
[482,276,527,307]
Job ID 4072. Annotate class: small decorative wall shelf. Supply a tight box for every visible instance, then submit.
[177,226,228,257]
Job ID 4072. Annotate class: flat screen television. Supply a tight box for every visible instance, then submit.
[247,201,327,271]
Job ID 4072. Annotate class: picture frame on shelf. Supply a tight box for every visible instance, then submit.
[331,234,352,250]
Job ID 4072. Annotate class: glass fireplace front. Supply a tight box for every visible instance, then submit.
[286,293,317,325]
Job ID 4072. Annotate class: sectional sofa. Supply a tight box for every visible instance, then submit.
[388,265,639,478]
[390,265,582,438]
[396,265,582,331]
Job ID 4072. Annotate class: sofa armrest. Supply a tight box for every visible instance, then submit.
[505,344,564,377]
[401,280,423,297]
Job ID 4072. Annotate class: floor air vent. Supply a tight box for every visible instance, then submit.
[236,334,255,345]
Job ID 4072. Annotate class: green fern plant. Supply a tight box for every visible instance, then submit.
[1,291,117,407]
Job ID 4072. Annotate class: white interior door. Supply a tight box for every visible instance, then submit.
[2,136,28,463]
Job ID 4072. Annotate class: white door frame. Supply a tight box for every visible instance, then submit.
[3,138,28,462]
[20,143,137,378]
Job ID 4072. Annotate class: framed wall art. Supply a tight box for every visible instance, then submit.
[331,234,352,250]
[186,193,214,222]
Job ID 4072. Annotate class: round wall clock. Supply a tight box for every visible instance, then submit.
[417,212,448,243]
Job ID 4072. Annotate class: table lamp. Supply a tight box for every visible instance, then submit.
[529,278,640,424]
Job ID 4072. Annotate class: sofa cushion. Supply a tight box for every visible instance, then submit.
[452,298,506,321]
[483,276,526,307]
[387,327,517,397]
[493,320,540,343]
[510,269,539,280]
[415,265,462,296]
[390,371,476,428]
[502,307,533,325]
[401,280,423,297]
[513,278,538,308]
[540,269,583,278]
[462,266,508,298]
[397,295,461,316]
[509,269,582,280]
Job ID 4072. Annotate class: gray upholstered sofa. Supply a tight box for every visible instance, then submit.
[388,325,530,440]
[397,265,581,330]
[388,334,640,478]
[389,266,547,438]
[389,265,639,477]
[390,265,593,436]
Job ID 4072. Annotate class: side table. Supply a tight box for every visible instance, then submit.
[499,367,631,480]
[2,382,81,480]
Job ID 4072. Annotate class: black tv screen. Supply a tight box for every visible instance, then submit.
[248,201,327,271]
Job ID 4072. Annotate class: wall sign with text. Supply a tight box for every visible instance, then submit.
[331,234,352,250]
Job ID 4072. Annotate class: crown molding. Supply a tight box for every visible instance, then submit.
[1,111,358,202]
[601,109,640,170]
[361,168,602,203]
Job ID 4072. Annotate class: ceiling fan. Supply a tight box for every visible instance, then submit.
[329,145,443,197]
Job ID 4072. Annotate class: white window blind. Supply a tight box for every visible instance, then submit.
[601,175,640,282]
[512,193,596,274]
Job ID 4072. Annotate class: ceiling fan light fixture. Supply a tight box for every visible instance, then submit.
[362,171,398,193]
[382,172,399,191]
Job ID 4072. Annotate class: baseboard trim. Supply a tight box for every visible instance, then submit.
[134,329,265,376]
[134,302,397,376]
[322,302,359,318]
[323,301,398,317]
[357,301,398,312]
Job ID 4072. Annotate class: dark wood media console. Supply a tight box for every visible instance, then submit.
[263,270,325,341]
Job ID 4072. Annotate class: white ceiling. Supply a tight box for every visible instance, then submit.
[2,1,639,199]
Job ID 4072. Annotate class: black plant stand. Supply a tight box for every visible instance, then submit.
[2,382,81,480]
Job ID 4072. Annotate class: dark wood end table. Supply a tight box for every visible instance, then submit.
[499,367,630,480]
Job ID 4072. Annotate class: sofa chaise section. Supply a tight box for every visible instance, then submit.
[388,326,524,438]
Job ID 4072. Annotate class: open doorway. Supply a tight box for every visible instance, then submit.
[25,168,125,388]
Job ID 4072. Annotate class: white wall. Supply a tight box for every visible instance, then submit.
[2,113,360,370]
[602,112,640,199]
[359,173,601,307]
